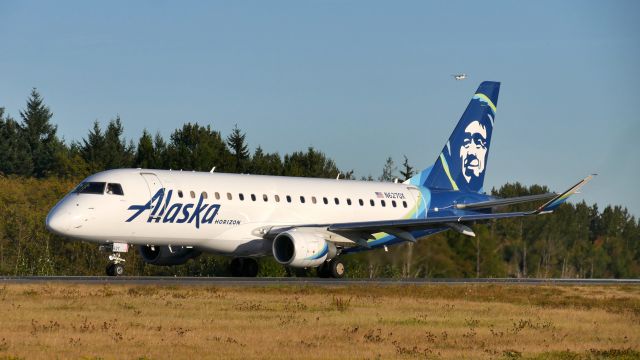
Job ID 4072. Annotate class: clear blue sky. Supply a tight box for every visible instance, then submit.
[1,1,639,216]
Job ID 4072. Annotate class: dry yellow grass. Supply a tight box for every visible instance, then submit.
[0,283,639,359]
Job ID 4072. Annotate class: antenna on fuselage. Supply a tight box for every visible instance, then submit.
[210,167,216,173]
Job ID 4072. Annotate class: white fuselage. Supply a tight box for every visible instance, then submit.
[46,169,427,256]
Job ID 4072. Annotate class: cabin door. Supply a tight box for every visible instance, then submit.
[140,172,164,202]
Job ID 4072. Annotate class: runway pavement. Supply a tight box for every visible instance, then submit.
[1,276,639,286]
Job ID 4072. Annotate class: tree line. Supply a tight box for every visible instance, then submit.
[0,89,638,277]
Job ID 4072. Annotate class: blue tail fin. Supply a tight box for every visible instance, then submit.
[408,81,500,193]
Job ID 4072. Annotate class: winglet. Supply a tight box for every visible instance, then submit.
[533,174,596,214]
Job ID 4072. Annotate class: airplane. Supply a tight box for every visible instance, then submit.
[452,74,467,80]
[45,81,593,277]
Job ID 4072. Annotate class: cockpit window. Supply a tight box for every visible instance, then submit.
[106,183,124,196]
[73,182,106,195]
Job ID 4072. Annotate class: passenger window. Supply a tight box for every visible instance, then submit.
[381,200,386,207]
[323,197,328,205]
[370,199,375,206]
[215,192,220,200]
[202,192,208,199]
[300,196,305,203]
[392,200,397,207]
[227,192,232,200]
[251,194,256,201]
[263,194,268,202]
[286,195,292,203]
[106,183,124,196]
[312,196,317,204]
[347,198,352,206]
[275,195,280,202]
[403,201,408,208]
[334,198,339,205]
[178,190,184,198]
[359,199,364,206]
[239,193,245,201]
[190,190,196,199]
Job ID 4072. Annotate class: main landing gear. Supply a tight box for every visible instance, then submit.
[317,259,346,278]
[229,257,259,277]
[100,242,129,276]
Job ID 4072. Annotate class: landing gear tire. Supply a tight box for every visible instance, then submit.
[106,263,125,276]
[328,260,345,278]
[113,264,125,276]
[230,258,259,277]
[318,260,345,278]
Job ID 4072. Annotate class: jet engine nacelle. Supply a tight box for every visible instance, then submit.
[138,245,201,266]
[272,230,337,268]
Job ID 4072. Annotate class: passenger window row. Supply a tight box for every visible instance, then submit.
[175,189,408,208]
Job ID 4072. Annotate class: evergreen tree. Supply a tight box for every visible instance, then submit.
[80,121,106,172]
[379,157,396,182]
[52,142,90,179]
[135,129,155,169]
[19,89,60,177]
[102,116,133,169]
[399,155,414,182]
[153,132,168,169]
[250,146,283,175]
[0,108,33,175]
[226,124,250,173]
[166,123,229,172]
[283,147,340,178]
[341,170,355,180]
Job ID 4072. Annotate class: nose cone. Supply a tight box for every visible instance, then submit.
[46,204,70,236]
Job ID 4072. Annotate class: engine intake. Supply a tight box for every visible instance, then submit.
[138,245,201,266]
[272,231,337,268]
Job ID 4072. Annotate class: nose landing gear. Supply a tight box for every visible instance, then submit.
[100,243,129,276]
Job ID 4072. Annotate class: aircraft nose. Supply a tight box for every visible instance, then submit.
[45,206,70,236]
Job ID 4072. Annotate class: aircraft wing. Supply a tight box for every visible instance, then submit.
[327,175,595,234]
[454,193,557,210]
[263,175,594,244]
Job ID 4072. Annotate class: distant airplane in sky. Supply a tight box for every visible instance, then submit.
[45,81,593,277]
[452,73,468,80]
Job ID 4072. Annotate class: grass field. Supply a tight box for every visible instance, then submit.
[0,283,639,359]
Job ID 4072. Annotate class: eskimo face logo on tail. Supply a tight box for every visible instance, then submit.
[126,188,220,229]
[460,120,488,183]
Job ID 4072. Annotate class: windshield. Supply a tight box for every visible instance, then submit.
[73,182,106,195]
